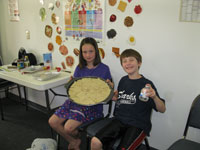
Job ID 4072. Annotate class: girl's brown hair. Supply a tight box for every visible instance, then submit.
[78,37,101,69]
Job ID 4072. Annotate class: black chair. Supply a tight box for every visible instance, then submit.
[0,56,22,120]
[53,100,113,150]
[167,94,200,150]
[86,97,152,150]
[86,117,150,150]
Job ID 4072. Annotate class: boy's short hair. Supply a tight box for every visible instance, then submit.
[120,49,142,65]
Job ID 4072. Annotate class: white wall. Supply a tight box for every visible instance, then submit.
[1,0,200,149]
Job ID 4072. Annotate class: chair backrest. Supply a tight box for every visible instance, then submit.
[102,99,113,118]
[183,94,200,137]
[0,55,3,66]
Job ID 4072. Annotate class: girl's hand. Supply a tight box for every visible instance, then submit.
[70,76,73,80]
[67,76,73,83]
[106,79,114,88]
[112,90,118,101]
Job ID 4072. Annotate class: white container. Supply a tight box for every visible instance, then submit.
[139,85,150,102]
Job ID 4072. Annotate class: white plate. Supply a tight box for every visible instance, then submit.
[21,66,43,73]
[33,71,60,81]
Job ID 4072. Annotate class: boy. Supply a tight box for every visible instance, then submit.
[90,49,166,150]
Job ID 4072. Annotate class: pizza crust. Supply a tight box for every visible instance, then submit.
[68,78,111,105]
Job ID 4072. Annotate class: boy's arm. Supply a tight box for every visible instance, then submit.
[151,95,166,113]
[146,84,166,113]
[112,90,118,101]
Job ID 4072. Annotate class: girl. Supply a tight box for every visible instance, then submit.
[49,37,112,150]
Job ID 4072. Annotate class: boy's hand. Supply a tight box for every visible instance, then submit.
[112,90,118,101]
[145,84,156,99]
[145,84,166,113]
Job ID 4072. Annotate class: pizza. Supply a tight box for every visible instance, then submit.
[68,77,112,105]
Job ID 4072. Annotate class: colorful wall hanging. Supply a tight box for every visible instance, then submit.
[8,0,20,21]
[64,0,105,43]
[180,0,200,23]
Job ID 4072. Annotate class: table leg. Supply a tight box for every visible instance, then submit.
[0,98,4,120]
[45,90,51,112]
[23,86,28,110]
[17,84,22,103]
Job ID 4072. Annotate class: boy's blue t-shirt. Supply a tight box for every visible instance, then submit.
[114,75,165,135]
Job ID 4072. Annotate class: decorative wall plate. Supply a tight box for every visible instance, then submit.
[48,42,54,51]
[124,16,134,27]
[99,48,105,59]
[45,25,53,38]
[112,47,120,58]
[107,29,117,39]
[128,35,136,45]
[66,56,74,67]
[51,13,59,24]
[48,3,54,11]
[55,0,60,8]
[134,5,142,14]
[39,7,46,21]
[109,0,117,6]
[59,45,68,55]
[40,0,44,5]
[61,61,66,69]
[73,48,80,56]
[110,14,116,22]
[56,26,62,34]
[56,35,62,45]
[117,0,127,12]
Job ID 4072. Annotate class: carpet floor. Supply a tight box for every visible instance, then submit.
[0,97,157,150]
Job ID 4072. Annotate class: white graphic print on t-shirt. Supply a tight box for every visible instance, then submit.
[118,90,136,105]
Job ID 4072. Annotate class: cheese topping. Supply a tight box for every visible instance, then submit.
[69,78,111,105]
